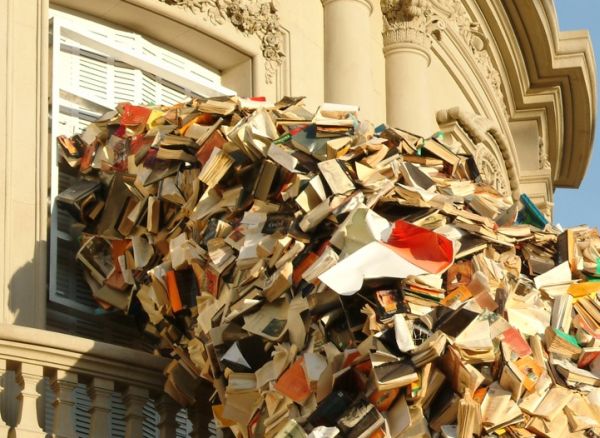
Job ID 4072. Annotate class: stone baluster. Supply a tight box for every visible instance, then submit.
[123,385,149,438]
[50,370,77,438]
[88,377,114,437]
[0,359,12,435]
[156,394,179,438]
[15,363,45,437]
[188,401,212,438]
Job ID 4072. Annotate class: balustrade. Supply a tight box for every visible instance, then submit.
[0,324,213,437]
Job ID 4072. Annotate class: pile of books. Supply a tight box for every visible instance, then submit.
[57,96,600,437]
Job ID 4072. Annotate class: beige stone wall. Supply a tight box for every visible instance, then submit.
[0,0,594,327]
[277,1,325,112]
[0,0,48,328]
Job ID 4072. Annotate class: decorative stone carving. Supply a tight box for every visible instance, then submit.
[436,106,519,201]
[380,0,444,48]
[538,136,551,170]
[381,1,506,116]
[474,146,510,196]
[431,0,507,116]
[158,0,285,83]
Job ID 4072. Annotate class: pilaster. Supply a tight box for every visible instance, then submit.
[0,0,48,328]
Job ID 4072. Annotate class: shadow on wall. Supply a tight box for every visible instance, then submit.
[2,241,214,436]
[7,241,47,328]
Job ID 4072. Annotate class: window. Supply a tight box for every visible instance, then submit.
[48,9,235,342]
[47,9,231,437]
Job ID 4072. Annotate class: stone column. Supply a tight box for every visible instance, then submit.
[381,0,438,136]
[322,0,374,119]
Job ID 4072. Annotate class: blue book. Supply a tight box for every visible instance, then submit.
[517,193,548,229]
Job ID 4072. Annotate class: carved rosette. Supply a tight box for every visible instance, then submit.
[158,0,285,84]
[474,147,510,197]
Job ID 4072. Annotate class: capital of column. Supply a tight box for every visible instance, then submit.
[381,0,434,49]
[322,0,374,16]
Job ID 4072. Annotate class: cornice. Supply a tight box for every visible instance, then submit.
[483,0,596,188]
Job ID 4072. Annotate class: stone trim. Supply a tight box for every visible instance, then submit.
[0,324,167,390]
[157,0,285,83]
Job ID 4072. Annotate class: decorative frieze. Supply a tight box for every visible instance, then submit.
[158,0,285,83]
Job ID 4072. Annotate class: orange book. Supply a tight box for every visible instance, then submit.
[80,143,97,173]
[568,282,600,298]
[516,356,544,392]
[196,130,227,165]
[369,388,399,412]
[274,358,311,404]
[441,284,472,307]
[369,429,386,438]
[166,270,183,312]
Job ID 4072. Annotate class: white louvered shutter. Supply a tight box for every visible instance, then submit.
[49,10,233,320]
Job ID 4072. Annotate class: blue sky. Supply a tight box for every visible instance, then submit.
[552,0,600,227]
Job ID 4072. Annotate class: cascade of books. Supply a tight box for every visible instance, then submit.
[56,96,600,438]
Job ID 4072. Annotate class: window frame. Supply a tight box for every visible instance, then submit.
[48,13,235,314]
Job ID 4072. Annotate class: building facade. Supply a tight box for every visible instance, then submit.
[0,0,596,436]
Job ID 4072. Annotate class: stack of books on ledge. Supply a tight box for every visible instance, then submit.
[56,95,600,437]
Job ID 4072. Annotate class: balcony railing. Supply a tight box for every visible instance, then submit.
[0,324,212,437]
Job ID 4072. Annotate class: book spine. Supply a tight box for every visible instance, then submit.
[166,270,183,313]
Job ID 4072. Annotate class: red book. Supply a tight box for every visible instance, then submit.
[195,130,227,166]
[120,103,152,125]
[274,358,311,404]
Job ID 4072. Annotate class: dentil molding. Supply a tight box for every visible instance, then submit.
[157,0,285,84]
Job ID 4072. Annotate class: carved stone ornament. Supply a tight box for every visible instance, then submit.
[473,146,510,196]
[157,0,285,83]
[382,0,506,115]
[538,136,551,170]
[436,107,519,201]
[431,0,507,116]
[380,0,445,48]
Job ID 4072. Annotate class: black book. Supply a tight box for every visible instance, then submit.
[336,398,384,438]
[435,305,479,338]
[307,390,353,427]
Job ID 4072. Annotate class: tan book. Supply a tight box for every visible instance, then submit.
[156,147,197,162]
[370,351,419,391]
[198,147,234,187]
[327,136,352,159]
[317,159,355,195]
[253,160,279,201]
[457,389,481,438]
